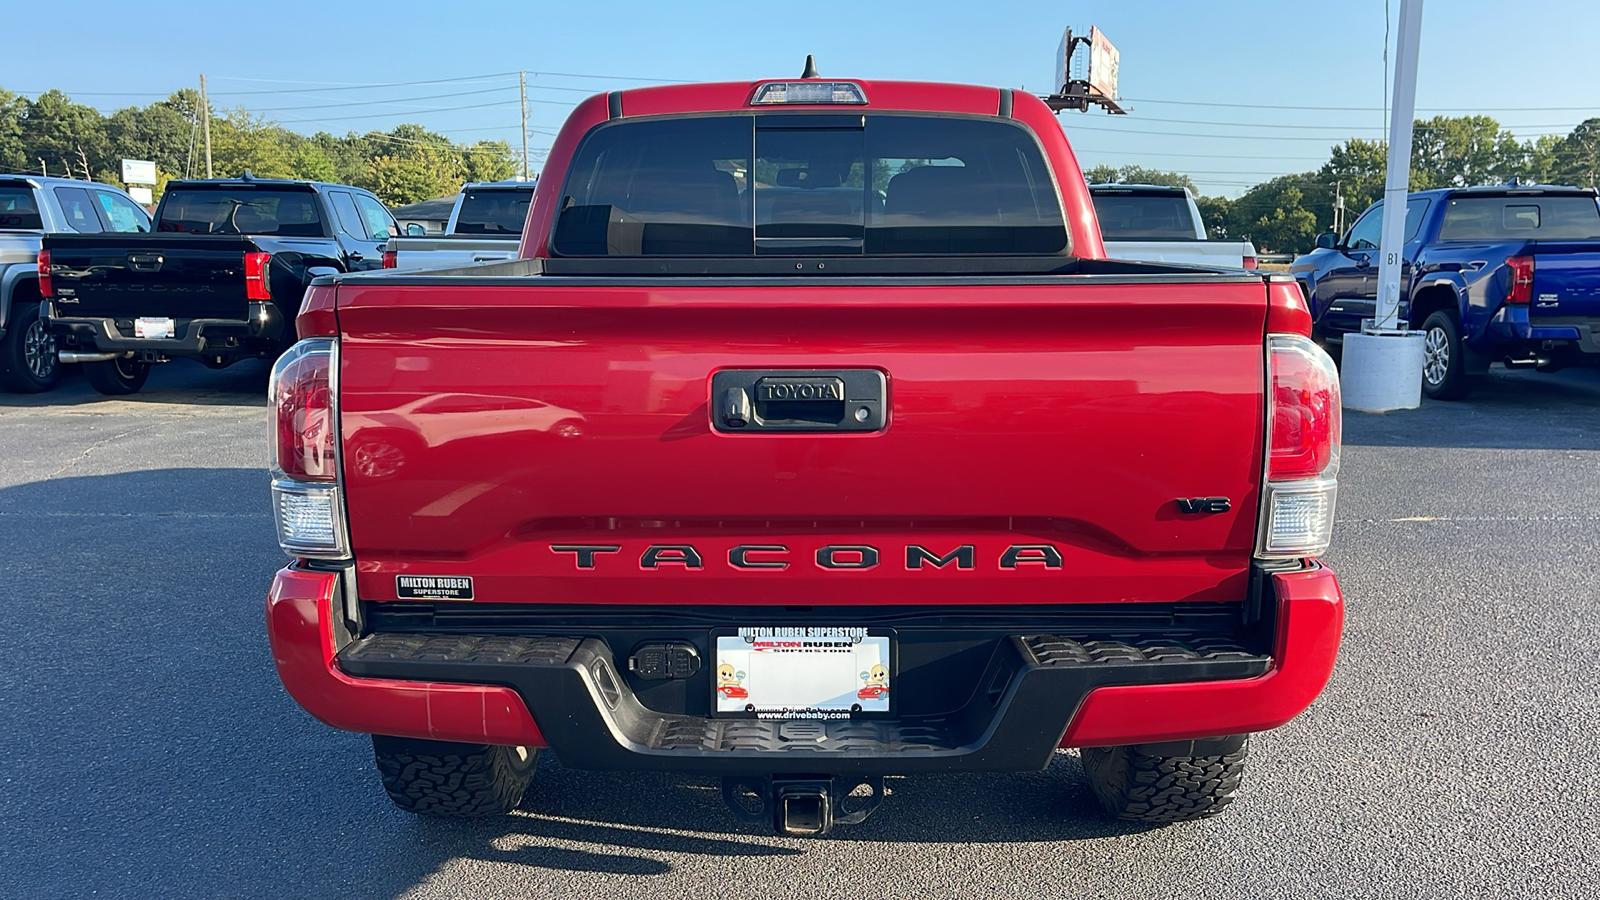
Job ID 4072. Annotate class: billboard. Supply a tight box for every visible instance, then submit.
[1087,26,1120,100]
[120,159,157,184]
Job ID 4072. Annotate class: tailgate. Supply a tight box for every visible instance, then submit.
[42,233,256,319]
[338,278,1268,607]
[1102,241,1245,267]
[1530,242,1600,319]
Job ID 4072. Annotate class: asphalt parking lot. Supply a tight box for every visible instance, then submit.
[2,360,1596,899]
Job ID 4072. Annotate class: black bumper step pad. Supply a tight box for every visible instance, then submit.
[338,632,1268,775]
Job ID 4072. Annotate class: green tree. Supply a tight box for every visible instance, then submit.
[104,96,195,179]
[1224,174,1329,253]
[1317,138,1388,219]
[1548,118,1600,188]
[1409,115,1524,188]
[1082,164,1195,191]
[19,90,109,179]
[1194,195,1231,238]
[461,140,518,183]
[291,143,337,182]
[367,145,463,205]
[0,88,27,172]
[208,110,295,179]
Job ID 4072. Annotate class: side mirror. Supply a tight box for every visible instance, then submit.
[405,223,426,236]
[1315,232,1338,250]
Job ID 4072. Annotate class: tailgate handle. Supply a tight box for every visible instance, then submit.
[127,253,164,272]
[711,370,886,433]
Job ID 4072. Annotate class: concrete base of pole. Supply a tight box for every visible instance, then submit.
[1341,329,1425,412]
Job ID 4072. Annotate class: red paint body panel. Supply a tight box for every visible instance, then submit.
[335,279,1268,607]
[263,563,1339,748]
[266,566,545,745]
[1060,563,1344,746]
[295,283,338,339]
[1266,278,1314,337]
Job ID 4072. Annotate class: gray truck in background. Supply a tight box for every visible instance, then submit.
[1089,184,1258,269]
[382,180,534,271]
[0,176,152,392]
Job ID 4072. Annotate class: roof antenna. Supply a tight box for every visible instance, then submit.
[800,55,819,79]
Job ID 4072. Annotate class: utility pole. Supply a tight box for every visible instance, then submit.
[1341,0,1426,412]
[200,74,213,178]
[519,71,529,181]
[1334,180,1344,235]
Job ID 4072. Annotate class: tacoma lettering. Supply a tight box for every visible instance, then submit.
[551,542,1065,571]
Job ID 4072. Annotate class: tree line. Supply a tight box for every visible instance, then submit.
[0,87,520,206]
[3,86,1596,242]
[1088,115,1600,253]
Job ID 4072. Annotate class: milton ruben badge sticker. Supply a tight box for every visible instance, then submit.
[395,575,474,601]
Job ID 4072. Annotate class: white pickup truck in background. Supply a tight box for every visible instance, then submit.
[382,180,534,271]
[1089,184,1257,269]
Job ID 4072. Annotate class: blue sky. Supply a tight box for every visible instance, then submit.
[4,0,1597,197]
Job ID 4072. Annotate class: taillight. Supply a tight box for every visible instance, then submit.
[1257,334,1341,560]
[1504,256,1534,305]
[1242,255,1259,269]
[37,250,52,298]
[245,251,272,300]
[269,339,347,559]
[381,250,397,269]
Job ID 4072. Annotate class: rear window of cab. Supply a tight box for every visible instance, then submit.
[552,114,1068,256]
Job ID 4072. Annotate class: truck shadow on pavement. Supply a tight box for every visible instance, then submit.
[0,357,270,409]
[380,755,1151,882]
[0,466,1175,898]
[1342,366,1600,451]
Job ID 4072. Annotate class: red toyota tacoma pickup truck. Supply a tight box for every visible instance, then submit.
[265,75,1344,836]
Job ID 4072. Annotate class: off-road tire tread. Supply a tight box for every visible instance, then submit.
[372,737,537,817]
[0,300,58,393]
[1081,738,1249,823]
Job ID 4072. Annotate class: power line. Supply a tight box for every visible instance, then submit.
[206,72,521,95]
[1061,121,1582,141]
[251,86,516,112]
[271,100,522,125]
[1121,96,1600,114]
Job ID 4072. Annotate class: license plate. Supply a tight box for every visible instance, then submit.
[133,317,175,339]
[714,627,892,717]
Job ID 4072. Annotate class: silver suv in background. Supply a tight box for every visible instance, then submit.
[0,176,152,392]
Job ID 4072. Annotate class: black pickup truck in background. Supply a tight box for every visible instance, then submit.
[42,175,399,394]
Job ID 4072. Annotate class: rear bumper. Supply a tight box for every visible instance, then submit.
[47,308,282,359]
[1480,310,1600,360]
[268,564,1343,770]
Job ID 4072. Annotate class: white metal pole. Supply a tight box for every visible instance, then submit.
[1372,0,1424,331]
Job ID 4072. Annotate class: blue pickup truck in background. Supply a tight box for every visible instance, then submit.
[1291,184,1600,399]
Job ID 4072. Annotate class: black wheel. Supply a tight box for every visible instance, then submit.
[1080,735,1249,823]
[83,357,150,395]
[0,300,61,393]
[371,736,538,817]
[1420,311,1473,400]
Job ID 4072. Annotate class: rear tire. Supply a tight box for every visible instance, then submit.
[1081,734,1249,823]
[83,357,150,395]
[371,736,538,817]
[0,301,61,393]
[1420,311,1473,400]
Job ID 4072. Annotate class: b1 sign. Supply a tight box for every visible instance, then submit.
[121,159,157,184]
